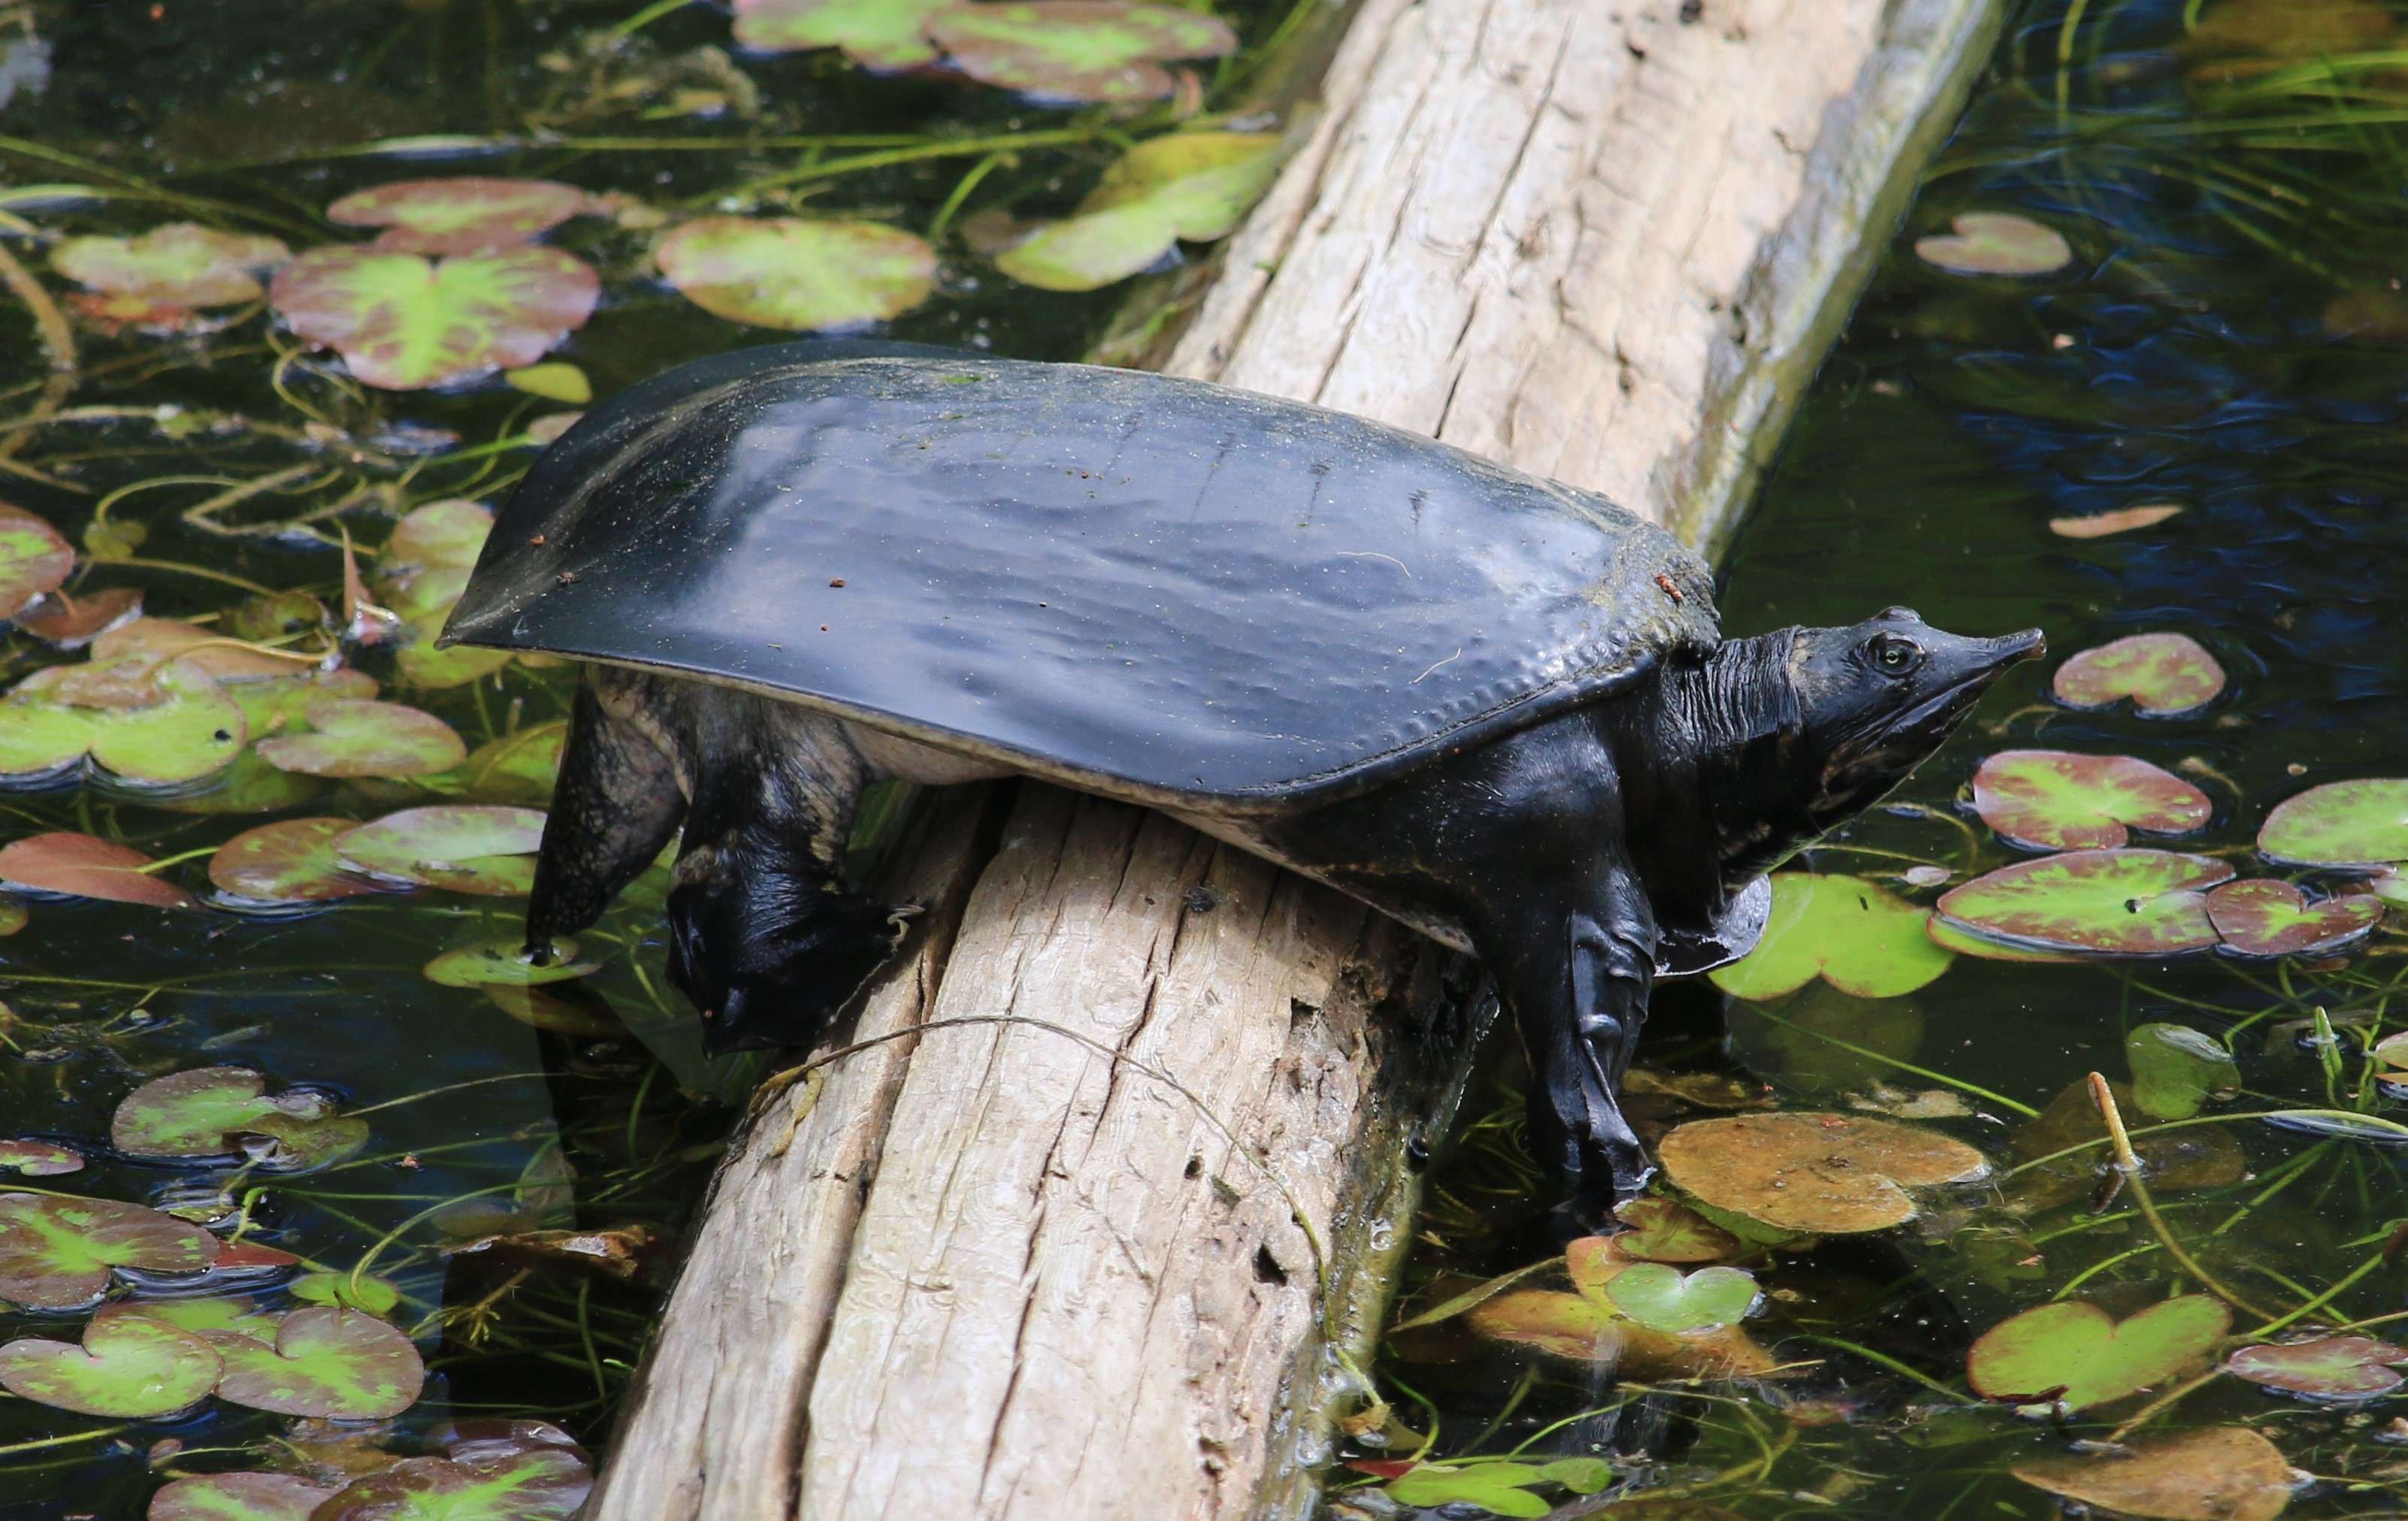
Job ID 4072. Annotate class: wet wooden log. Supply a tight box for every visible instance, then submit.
[588,0,2005,1515]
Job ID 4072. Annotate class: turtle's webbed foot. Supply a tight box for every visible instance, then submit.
[667,882,915,1055]
[1532,1087,1656,1237]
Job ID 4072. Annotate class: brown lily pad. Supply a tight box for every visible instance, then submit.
[310,1446,591,1520]
[2228,1335,2408,1401]
[209,818,392,906]
[0,502,74,621]
[208,1306,425,1419]
[2053,633,2227,717]
[1971,750,2213,851]
[0,1192,221,1309]
[327,177,591,256]
[2207,878,2382,957]
[0,1140,83,1177]
[13,586,143,648]
[335,806,545,895]
[1935,849,2232,957]
[149,1472,341,1521]
[256,698,467,778]
[1914,211,2072,276]
[655,216,936,331]
[0,832,197,909]
[1656,1112,1989,1234]
[2049,503,2183,539]
[0,1312,220,1419]
[51,223,291,307]
[2012,1426,2292,1521]
[270,246,600,391]
[92,617,311,681]
[926,0,1236,103]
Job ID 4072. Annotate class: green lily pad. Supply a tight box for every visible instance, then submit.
[208,1305,424,1419]
[2228,1335,2408,1399]
[1607,1198,1739,1263]
[655,216,936,331]
[1913,211,2072,276]
[150,1472,341,1521]
[269,246,600,391]
[0,503,71,621]
[425,936,600,988]
[0,1140,83,1176]
[0,656,248,786]
[448,721,567,806]
[256,698,467,778]
[0,898,21,935]
[290,1270,401,1315]
[111,1067,368,1173]
[1971,750,2212,851]
[504,362,591,404]
[50,223,291,307]
[2259,779,2408,866]
[147,751,328,817]
[1935,848,2233,956]
[1463,1285,1778,1380]
[1384,1463,1559,1519]
[334,806,546,895]
[209,818,390,905]
[1657,1112,1989,1234]
[1708,872,1953,1000]
[994,131,1281,292]
[1596,1261,1757,1334]
[0,1192,221,1308]
[2053,633,2226,717]
[0,832,198,910]
[1970,1295,2228,1411]
[225,590,329,644]
[96,1295,281,1341]
[14,585,143,648]
[386,499,494,572]
[2207,878,2382,957]
[0,1312,219,1418]
[2125,1023,2240,1120]
[927,1,1236,102]
[379,559,512,690]
[311,1446,591,1521]
[733,0,952,66]
[327,177,590,256]
[2013,1426,2292,1521]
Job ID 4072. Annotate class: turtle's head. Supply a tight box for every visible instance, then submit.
[664,842,909,1057]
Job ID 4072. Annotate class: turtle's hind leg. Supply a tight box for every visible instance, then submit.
[528,673,689,957]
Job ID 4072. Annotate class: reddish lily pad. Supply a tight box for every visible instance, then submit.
[2259,779,2408,866]
[327,178,590,256]
[0,1312,219,1418]
[2228,1335,2408,1400]
[311,1446,591,1520]
[0,1140,83,1176]
[150,1472,340,1521]
[270,246,600,390]
[1608,1198,1738,1264]
[209,1306,424,1419]
[0,1193,221,1309]
[2207,878,2382,957]
[0,833,197,909]
[733,0,952,66]
[2012,1426,2292,1521]
[94,618,314,682]
[1923,914,2086,963]
[226,668,382,736]
[50,223,290,307]
[1656,1113,1988,1234]
[2050,502,2184,539]
[0,502,74,621]
[256,698,467,778]
[1935,849,2233,956]
[2053,633,2226,717]
[655,217,935,331]
[0,658,248,787]
[335,806,545,895]
[995,132,1282,292]
[112,1067,368,1173]
[1914,211,2072,276]
[927,1,1237,103]
[1708,872,1953,999]
[14,585,144,647]
[1969,1296,2229,1411]
[208,818,391,906]
[1971,750,2211,851]
[424,937,599,989]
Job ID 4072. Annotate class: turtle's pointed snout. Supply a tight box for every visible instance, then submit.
[1994,627,2046,664]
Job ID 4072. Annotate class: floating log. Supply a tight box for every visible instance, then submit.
[588,0,2005,1514]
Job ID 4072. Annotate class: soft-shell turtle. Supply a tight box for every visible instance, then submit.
[443,340,2040,1217]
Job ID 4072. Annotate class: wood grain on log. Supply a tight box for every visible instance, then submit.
[591,0,2003,1515]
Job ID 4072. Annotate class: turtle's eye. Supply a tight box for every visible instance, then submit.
[1870,635,1923,673]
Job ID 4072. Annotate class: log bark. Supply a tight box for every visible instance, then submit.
[588,0,2005,1515]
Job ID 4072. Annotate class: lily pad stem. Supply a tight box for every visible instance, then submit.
[0,237,75,463]
[2087,1072,2276,1320]
[1740,1004,2037,1116]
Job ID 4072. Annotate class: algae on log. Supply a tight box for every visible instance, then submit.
[589,0,2007,1516]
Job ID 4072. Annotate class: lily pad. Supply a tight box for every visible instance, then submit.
[1708,872,1953,1000]
[2005,1076,2247,1213]
[995,132,1281,292]
[1971,750,2211,851]
[327,178,590,256]
[1656,1112,1988,1234]
[0,502,74,620]
[655,216,936,331]
[335,806,546,895]
[1596,1262,1757,1334]
[223,672,382,742]
[2227,1335,2408,1403]
[226,590,329,644]
[1913,211,2072,276]
[1608,1198,1738,1264]
[95,618,313,682]
[504,362,591,404]
[0,1193,221,1309]
[732,0,952,66]
[14,585,143,647]
[449,721,567,806]
[1383,1462,1583,1519]
[386,499,493,572]
[2011,1426,2292,1521]
[290,1270,401,1315]
[1969,1295,2228,1410]
[113,1068,368,1173]
[0,833,197,909]
[256,698,466,778]
[0,657,249,787]
[209,1306,424,1419]
[311,1446,591,1521]
[2207,878,2382,957]
[2053,633,2226,717]
[927,1,1236,102]
[425,936,600,988]
[2125,1023,2240,1120]
[0,1140,82,1176]
[148,751,328,818]
[2050,502,2184,539]
[150,1472,341,1521]
[0,1312,219,1418]
[209,818,390,906]
[1463,1287,1777,1380]
[1935,848,2233,956]
[50,223,290,307]
[269,246,600,390]
[98,1295,281,1341]
[2259,779,2408,866]
[1923,912,2086,963]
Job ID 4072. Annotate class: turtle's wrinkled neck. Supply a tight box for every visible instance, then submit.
[1645,631,1820,894]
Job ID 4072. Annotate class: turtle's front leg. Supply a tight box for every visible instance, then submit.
[528,675,688,957]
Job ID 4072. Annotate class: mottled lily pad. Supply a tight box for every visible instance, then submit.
[2207,878,2382,957]
[14,586,143,648]
[2053,633,2226,717]
[2125,1022,2240,1120]
[2048,503,2183,539]
[0,1192,221,1309]
[149,1472,340,1521]
[0,502,74,621]
[995,132,1281,292]
[1971,750,2211,851]
[0,1312,219,1418]
[425,937,599,989]
[1709,872,1953,1000]
[311,1446,591,1521]
[655,217,935,331]
[733,0,952,66]
[97,1295,281,1341]
[327,178,590,256]
[2228,1335,2408,1401]
[449,721,567,806]
[270,246,600,390]
[256,698,467,778]
[1608,1198,1738,1264]
[1923,915,2086,963]
[1935,849,2233,956]
[50,223,290,307]
[0,657,247,786]
[386,499,493,571]
[335,806,545,895]
[0,832,197,910]
[1914,211,2072,276]
[2011,1426,2292,1521]
[208,818,389,906]
[927,1,1236,102]
[112,1067,368,1173]
[1656,1113,1988,1234]
[0,1140,82,1176]
[2259,779,2408,866]
[227,669,381,738]
[209,1306,424,1419]
[1969,1295,2228,1411]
